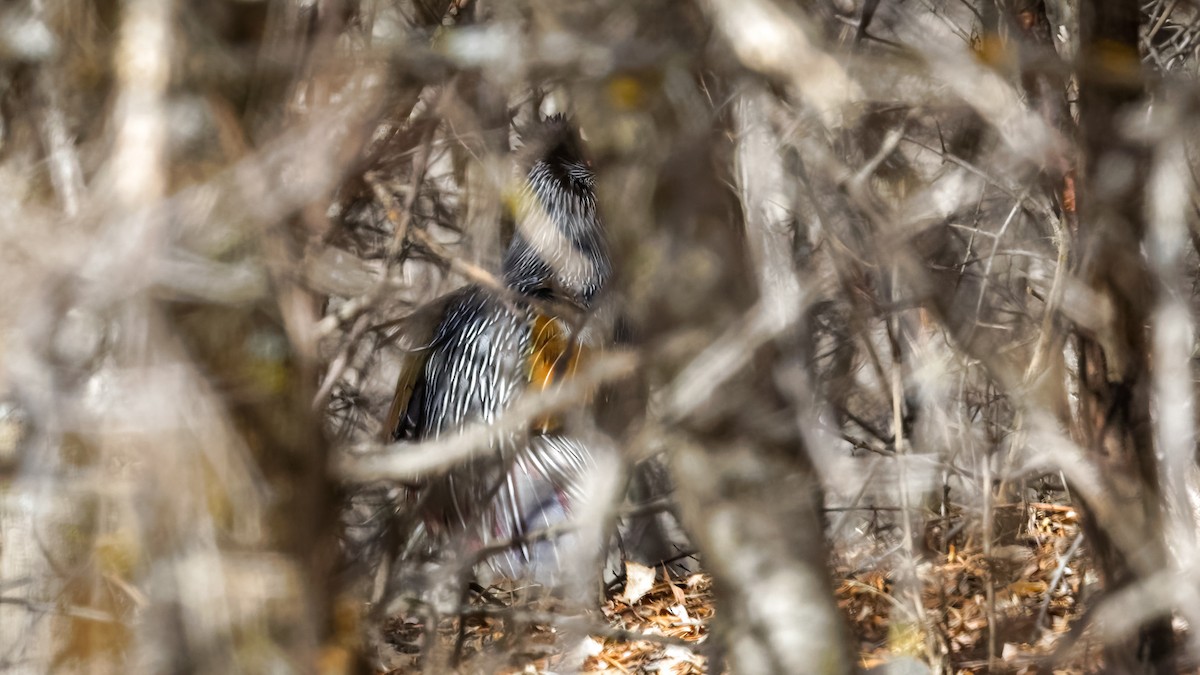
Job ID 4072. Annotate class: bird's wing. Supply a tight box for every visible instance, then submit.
[382,290,460,442]
[385,347,429,442]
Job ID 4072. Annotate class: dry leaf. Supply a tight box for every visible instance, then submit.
[580,636,605,657]
[1007,580,1048,597]
[669,582,687,606]
[668,604,692,624]
[620,560,657,605]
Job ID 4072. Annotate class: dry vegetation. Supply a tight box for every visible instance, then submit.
[5,0,1200,673]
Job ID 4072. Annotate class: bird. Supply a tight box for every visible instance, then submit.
[385,114,612,581]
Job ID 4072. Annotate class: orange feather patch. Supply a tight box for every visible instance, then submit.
[528,314,588,434]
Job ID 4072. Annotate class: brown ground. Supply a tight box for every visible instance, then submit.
[381,503,1120,673]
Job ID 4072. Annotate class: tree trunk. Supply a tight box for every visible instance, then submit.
[1075,1,1175,670]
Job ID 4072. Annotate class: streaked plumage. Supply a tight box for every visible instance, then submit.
[388,115,610,579]
[504,131,609,305]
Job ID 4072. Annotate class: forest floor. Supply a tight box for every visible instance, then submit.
[382,503,1119,674]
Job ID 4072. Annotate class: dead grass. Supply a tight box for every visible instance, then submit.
[375,501,1121,674]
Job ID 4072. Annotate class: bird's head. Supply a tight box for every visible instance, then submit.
[503,114,610,308]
